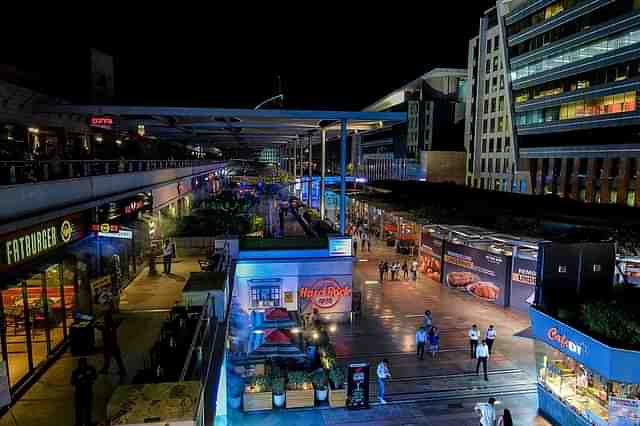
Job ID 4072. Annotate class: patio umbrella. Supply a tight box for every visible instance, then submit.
[248,328,305,361]
[251,307,300,330]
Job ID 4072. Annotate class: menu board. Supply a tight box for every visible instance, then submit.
[510,256,537,312]
[346,363,370,410]
[419,232,444,283]
[609,397,640,426]
[442,242,511,307]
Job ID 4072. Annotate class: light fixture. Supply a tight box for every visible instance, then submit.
[365,280,379,285]
[312,332,319,340]
[253,330,264,335]
[96,136,103,143]
[137,124,145,137]
[115,139,122,145]
[28,127,39,134]
[329,325,337,333]
[291,327,301,334]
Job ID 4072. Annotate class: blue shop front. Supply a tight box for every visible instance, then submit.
[530,307,640,425]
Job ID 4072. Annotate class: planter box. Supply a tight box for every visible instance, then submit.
[286,388,314,409]
[328,387,346,408]
[243,391,273,412]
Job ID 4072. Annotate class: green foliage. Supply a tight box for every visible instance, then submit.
[581,302,640,348]
[287,371,309,388]
[329,367,345,390]
[248,374,272,391]
[310,370,327,390]
[271,377,285,395]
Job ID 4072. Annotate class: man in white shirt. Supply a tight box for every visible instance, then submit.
[474,397,497,426]
[486,325,497,355]
[476,340,490,381]
[416,327,427,360]
[469,324,479,359]
[376,358,391,404]
[163,239,174,274]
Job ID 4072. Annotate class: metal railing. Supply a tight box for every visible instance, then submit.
[0,159,223,185]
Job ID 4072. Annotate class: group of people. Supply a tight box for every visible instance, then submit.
[350,222,371,256]
[469,324,497,381]
[475,398,514,426]
[377,259,417,282]
[416,310,440,360]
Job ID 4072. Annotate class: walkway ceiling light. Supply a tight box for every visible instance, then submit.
[28,127,39,134]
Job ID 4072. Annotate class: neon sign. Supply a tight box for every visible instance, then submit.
[90,116,113,129]
[298,278,352,309]
[547,327,584,356]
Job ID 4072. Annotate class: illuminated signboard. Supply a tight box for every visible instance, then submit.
[90,116,113,130]
[98,230,133,240]
[547,327,584,356]
[298,276,352,314]
[329,237,352,257]
[0,214,87,271]
[90,224,120,233]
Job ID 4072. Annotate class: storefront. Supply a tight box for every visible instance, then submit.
[531,307,640,425]
[0,212,92,392]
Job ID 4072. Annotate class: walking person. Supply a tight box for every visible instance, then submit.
[378,261,385,283]
[352,234,358,257]
[469,324,479,359]
[476,339,490,381]
[376,358,391,404]
[71,357,97,426]
[163,239,174,274]
[383,261,390,280]
[410,261,418,281]
[497,409,514,426]
[486,325,497,355]
[98,307,127,376]
[402,260,409,280]
[362,231,370,252]
[474,397,498,426]
[390,261,397,281]
[423,310,433,331]
[416,327,427,360]
[429,326,440,359]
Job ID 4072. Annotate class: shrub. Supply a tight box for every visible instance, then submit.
[329,367,345,390]
[310,370,327,390]
[581,302,640,348]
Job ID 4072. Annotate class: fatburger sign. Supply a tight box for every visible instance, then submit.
[0,213,87,272]
[298,277,352,314]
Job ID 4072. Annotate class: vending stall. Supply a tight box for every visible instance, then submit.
[530,307,640,426]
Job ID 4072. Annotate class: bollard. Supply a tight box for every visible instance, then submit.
[42,163,49,181]
[9,166,16,184]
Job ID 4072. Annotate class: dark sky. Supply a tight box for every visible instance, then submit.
[6,3,495,111]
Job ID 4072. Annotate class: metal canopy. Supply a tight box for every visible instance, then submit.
[34,104,405,149]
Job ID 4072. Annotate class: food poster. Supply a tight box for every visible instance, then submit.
[442,242,511,306]
[621,261,640,286]
[419,233,444,283]
[510,256,537,312]
[298,275,352,315]
[609,397,640,426]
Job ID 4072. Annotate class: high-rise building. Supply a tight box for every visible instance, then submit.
[465,5,518,192]
[471,0,640,206]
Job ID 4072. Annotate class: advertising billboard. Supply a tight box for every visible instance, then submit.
[346,363,370,410]
[442,242,511,306]
[298,275,352,315]
[419,232,444,283]
[510,256,537,312]
[621,260,640,286]
[609,397,640,425]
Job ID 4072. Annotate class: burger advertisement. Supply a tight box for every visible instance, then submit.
[442,242,511,307]
[298,276,353,315]
[419,232,444,283]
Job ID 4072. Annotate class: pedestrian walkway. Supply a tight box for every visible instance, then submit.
[232,239,549,426]
[0,257,200,426]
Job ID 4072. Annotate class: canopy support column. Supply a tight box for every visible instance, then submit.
[320,128,326,220]
[308,135,313,208]
[340,119,348,235]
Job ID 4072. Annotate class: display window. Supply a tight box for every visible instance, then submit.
[250,286,281,308]
[537,343,640,424]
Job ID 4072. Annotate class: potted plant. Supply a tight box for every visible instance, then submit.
[286,371,314,408]
[272,377,286,408]
[328,366,347,408]
[311,370,329,402]
[243,375,273,411]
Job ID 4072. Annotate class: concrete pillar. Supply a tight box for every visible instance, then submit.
[535,158,544,196]
[569,158,580,200]
[636,159,640,208]
[585,159,596,203]
[308,135,313,207]
[320,128,327,220]
[339,119,348,235]
[616,159,631,206]
[293,139,297,181]
[600,159,612,204]
[379,212,384,241]
[558,158,568,198]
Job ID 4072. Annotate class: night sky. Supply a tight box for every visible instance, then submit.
[6,3,495,111]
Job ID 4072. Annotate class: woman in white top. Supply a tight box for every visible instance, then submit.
[485,325,496,355]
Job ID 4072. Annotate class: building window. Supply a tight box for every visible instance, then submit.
[498,117,505,132]
[251,286,281,308]
[481,158,487,172]
[498,96,505,112]
[504,159,509,173]
[486,59,491,74]
[499,75,505,89]
[490,118,496,133]
[496,158,502,173]
[491,98,497,113]
[482,139,487,153]
[489,139,494,152]
[485,80,490,94]
[483,119,488,134]
[493,56,499,72]
[497,137,502,152]
[494,35,500,50]
[488,158,494,173]
[487,39,492,54]
[505,137,511,152]
[492,77,498,92]
[484,100,489,114]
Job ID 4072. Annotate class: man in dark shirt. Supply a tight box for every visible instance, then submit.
[98,308,126,376]
[71,357,97,426]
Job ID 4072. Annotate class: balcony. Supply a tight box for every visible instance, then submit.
[0,159,224,224]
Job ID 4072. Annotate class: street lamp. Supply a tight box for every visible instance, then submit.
[254,94,284,110]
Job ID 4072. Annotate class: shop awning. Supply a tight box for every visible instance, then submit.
[248,328,305,360]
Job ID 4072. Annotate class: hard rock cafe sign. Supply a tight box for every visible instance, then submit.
[298,278,352,310]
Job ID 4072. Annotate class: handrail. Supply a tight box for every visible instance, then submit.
[0,159,225,185]
[179,293,213,381]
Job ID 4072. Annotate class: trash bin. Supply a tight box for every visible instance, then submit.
[70,319,96,356]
